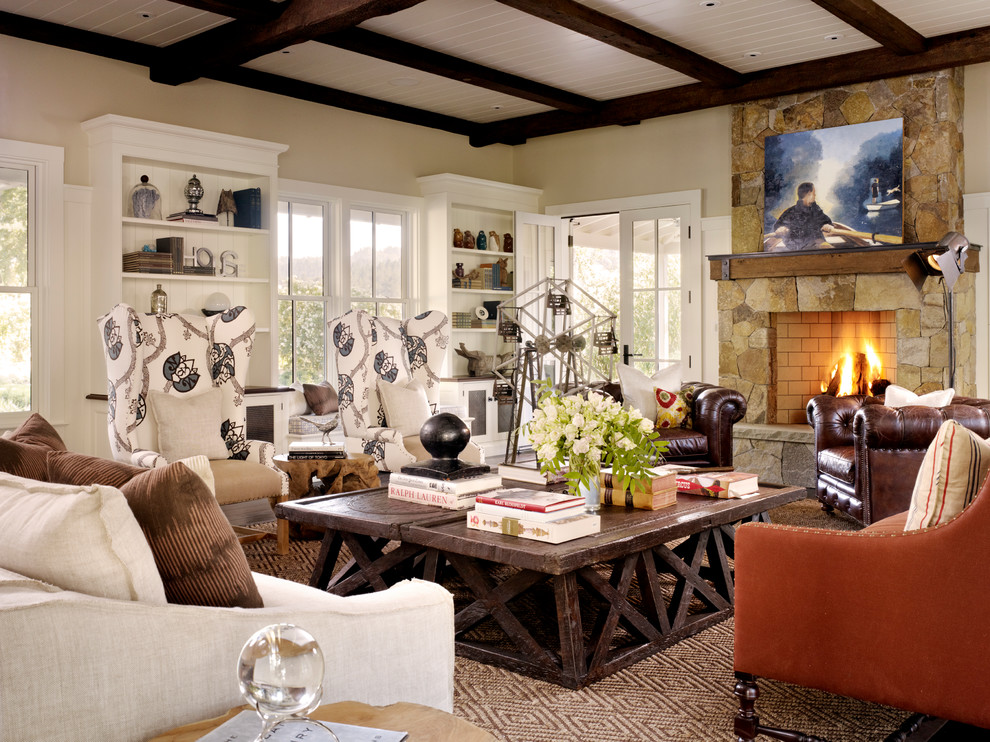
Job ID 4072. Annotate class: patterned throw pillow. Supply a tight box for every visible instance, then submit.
[47,451,263,608]
[654,387,690,429]
[904,419,990,531]
[680,384,700,430]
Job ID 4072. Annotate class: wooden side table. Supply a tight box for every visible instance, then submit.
[150,701,496,741]
[273,453,380,549]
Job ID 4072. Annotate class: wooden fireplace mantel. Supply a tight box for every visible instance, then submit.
[708,243,981,281]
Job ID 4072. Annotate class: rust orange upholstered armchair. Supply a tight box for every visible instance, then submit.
[732,473,990,741]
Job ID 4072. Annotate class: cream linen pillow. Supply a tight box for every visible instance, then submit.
[149,387,230,461]
[0,471,166,603]
[904,419,990,530]
[175,454,216,496]
[617,363,682,422]
[378,380,432,436]
[884,384,955,409]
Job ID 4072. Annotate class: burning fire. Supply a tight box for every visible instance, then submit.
[821,342,884,396]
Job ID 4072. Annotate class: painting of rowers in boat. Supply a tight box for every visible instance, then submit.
[763,118,904,252]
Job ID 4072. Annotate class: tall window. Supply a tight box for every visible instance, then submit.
[277,199,330,384]
[0,167,31,412]
[349,208,406,318]
[0,139,62,427]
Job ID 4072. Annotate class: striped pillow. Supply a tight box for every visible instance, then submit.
[904,420,990,530]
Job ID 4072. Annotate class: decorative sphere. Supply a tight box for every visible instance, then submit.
[420,413,470,460]
[202,292,231,317]
[237,624,324,720]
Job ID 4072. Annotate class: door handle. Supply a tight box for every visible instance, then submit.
[622,344,642,366]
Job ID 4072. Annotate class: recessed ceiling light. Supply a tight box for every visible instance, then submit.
[136,11,153,19]
[699,0,721,7]
[824,33,844,41]
[389,77,420,87]
[743,51,762,58]
[491,105,504,111]
[281,49,292,54]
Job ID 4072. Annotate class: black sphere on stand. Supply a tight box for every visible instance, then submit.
[399,413,490,480]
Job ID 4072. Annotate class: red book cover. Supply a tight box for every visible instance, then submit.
[473,487,583,513]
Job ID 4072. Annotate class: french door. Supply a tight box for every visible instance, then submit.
[619,205,699,376]
[569,204,700,378]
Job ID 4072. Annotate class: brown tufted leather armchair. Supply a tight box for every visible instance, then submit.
[733,472,990,740]
[807,393,990,525]
[604,381,747,468]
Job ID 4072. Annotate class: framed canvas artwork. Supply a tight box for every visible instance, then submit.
[763,119,904,251]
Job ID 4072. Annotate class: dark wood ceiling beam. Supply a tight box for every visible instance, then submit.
[165,0,285,24]
[321,28,600,113]
[472,25,990,146]
[808,0,926,55]
[0,10,156,66]
[493,0,742,88]
[151,0,427,85]
[207,65,480,138]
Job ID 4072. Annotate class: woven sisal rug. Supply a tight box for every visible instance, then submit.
[244,498,909,741]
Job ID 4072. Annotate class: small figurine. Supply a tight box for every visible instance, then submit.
[503,232,513,253]
[453,228,463,248]
[453,262,465,279]
[488,231,501,251]
[496,257,510,288]
[464,267,481,282]
[463,230,476,249]
[477,230,487,250]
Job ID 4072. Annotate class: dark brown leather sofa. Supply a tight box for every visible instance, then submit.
[604,381,747,468]
[807,393,990,525]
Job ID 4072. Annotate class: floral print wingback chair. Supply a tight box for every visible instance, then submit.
[98,303,288,522]
[329,309,484,471]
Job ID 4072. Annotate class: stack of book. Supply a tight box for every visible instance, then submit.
[122,251,172,273]
[496,461,568,485]
[675,471,759,499]
[166,210,219,223]
[287,440,346,460]
[599,467,677,510]
[467,488,599,544]
[387,471,503,510]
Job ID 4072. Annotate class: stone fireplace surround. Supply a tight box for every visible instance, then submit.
[712,245,978,487]
[719,67,969,487]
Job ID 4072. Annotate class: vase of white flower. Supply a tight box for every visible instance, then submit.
[524,380,665,512]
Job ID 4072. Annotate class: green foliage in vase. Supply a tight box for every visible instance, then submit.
[524,379,667,495]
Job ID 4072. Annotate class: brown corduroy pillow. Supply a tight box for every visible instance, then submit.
[47,451,263,608]
[9,412,67,451]
[0,412,68,481]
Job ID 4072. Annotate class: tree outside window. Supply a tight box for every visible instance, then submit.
[0,167,31,412]
[277,200,329,385]
[350,208,405,319]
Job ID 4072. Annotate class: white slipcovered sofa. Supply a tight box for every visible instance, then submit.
[0,568,453,740]
[0,414,455,741]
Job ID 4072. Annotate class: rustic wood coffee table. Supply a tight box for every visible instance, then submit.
[276,484,805,688]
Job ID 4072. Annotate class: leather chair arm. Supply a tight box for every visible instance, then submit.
[734,473,990,728]
[806,394,878,452]
[686,382,747,467]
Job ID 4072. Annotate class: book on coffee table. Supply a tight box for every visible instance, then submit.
[676,471,759,499]
[474,487,584,513]
[466,509,600,544]
[195,709,408,741]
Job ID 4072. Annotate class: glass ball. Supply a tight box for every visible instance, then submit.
[237,624,325,722]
